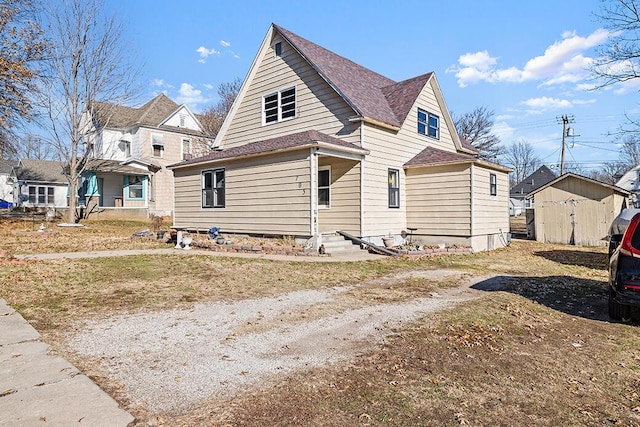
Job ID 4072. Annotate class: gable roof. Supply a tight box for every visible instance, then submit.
[12,159,66,184]
[526,172,630,199]
[0,159,16,174]
[510,165,557,198]
[404,146,510,172]
[91,94,207,136]
[169,130,369,169]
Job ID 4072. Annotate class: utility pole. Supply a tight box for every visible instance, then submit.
[557,114,575,174]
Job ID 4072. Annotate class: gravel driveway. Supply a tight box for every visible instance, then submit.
[66,270,490,415]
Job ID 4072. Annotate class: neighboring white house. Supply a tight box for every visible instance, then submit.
[509,165,557,216]
[0,159,15,203]
[616,165,640,208]
[10,159,68,208]
[80,94,213,218]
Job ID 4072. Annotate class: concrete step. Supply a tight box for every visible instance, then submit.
[320,233,364,255]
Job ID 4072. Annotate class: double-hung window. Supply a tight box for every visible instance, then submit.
[318,167,331,209]
[490,173,497,196]
[388,169,400,208]
[418,109,440,139]
[263,87,296,124]
[202,169,225,208]
[182,138,191,160]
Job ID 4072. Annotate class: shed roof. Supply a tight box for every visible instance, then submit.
[404,146,510,172]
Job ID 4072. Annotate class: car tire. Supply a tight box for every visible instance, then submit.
[609,288,629,321]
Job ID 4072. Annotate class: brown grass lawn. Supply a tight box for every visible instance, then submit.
[1,217,640,426]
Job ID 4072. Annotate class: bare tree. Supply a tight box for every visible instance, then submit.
[194,77,241,153]
[593,0,640,88]
[0,0,46,149]
[502,139,541,185]
[453,106,503,160]
[38,0,140,223]
[589,161,629,184]
[12,134,56,160]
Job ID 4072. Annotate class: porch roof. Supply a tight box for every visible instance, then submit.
[168,130,369,169]
[84,159,155,175]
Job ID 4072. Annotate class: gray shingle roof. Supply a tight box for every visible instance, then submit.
[0,159,17,174]
[275,25,435,129]
[170,130,367,169]
[14,159,66,183]
[510,165,557,198]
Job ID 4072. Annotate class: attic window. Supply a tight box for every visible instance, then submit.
[274,42,282,57]
[179,115,186,127]
[263,86,296,124]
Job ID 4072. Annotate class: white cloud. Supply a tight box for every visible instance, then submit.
[220,40,231,47]
[176,83,209,108]
[203,83,214,90]
[151,78,173,89]
[196,46,220,63]
[447,29,612,88]
[521,96,573,113]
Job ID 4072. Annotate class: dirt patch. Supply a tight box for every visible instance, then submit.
[62,271,487,421]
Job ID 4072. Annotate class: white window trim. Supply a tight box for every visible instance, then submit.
[262,86,296,125]
[318,166,331,209]
[417,108,440,140]
[388,168,400,208]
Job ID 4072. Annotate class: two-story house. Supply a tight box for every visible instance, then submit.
[168,24,511,251]
[81,94,212,218]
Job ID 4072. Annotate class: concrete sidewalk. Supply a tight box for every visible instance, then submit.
[0,300,133,426]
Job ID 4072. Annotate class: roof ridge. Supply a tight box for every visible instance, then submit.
[137,93,173,125]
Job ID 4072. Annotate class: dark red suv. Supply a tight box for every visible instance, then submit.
[608,211,640,320]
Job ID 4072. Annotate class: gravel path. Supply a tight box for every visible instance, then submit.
[66,273,490,414]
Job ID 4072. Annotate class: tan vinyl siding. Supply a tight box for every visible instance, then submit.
[361,78,460,237]
[317,157,360,235]
[221,33,359,149]
[173,151,312,235]
[405,164,472,236]
[472,166,510,235]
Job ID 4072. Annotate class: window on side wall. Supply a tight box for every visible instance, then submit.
[388,168,400,208]
[182,138,191,160]
[263,86,296,124]
[126,175,144,200]
[28,186,36,203]
[417,108,439,139]
[122,140,131,157]
[152,134,164,158]
[490,173,497,196]
[202,169,225,208]
[318,167,331,209]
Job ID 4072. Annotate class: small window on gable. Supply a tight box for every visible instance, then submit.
[263,86,296,124]
[490,173,497,196]
[179,115,186,127]
[274,42,282,57]
[417,108,439,139]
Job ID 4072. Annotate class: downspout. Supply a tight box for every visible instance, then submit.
[359,122,365,238]
[310,147,317,236]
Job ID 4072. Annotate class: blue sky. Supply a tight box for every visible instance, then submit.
[106,0,638,172]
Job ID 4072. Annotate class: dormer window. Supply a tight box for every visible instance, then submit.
[263,86,296,124]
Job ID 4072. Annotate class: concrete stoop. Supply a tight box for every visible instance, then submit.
[320,233,365,255]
